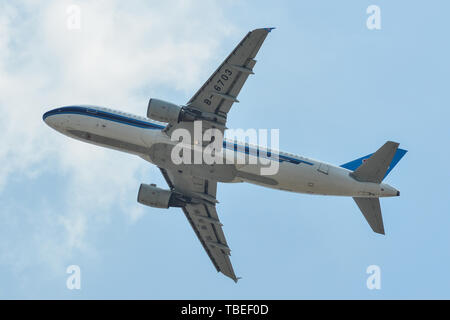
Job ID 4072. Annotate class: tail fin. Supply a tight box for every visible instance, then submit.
[353,197,384,234]
[341,142,407,182]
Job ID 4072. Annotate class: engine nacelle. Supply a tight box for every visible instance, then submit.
[137,184,188,209]
[147,98,181,123]
[147,98,227,126]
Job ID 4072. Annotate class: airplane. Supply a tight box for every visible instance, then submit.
[43,28,407,282]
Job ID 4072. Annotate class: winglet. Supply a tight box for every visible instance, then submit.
[265,27,276,32]
[234,277,243,283]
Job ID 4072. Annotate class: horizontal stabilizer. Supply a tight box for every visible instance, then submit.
[350,141,399,183]
[353,197,385,235]
[341,147,407,180]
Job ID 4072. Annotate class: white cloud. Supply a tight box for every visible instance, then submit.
[0,0,237,279]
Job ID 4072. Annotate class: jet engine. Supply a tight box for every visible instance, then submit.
[137,183,188,208]
[147,98,227,125]
[147,98,182,123]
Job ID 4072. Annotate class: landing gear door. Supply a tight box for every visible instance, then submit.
[318,163,329,175]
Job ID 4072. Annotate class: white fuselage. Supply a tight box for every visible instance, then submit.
[43,105,399,198]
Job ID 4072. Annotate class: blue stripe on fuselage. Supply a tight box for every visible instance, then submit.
[43,106,165,130]
[43,106,313,166]
[222,141,313,166]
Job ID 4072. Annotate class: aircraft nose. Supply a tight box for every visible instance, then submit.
[43,109,60,129]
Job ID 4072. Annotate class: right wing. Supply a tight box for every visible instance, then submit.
[159,168,239,282]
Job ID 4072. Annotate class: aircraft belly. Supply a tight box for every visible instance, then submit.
[146,142,239,182]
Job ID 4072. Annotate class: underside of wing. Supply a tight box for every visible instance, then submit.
[182,203,237,281]
[161,28,273,151]
[187,27,274,118]
[159,168,239,282]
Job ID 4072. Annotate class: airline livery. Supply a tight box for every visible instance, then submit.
[43,28,406,282]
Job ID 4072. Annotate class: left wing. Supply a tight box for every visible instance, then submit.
[159,168,239,282]
[163,27,274,138]
[186,27,273,119]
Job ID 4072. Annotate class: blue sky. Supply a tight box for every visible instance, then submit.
[0,0,449,299]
